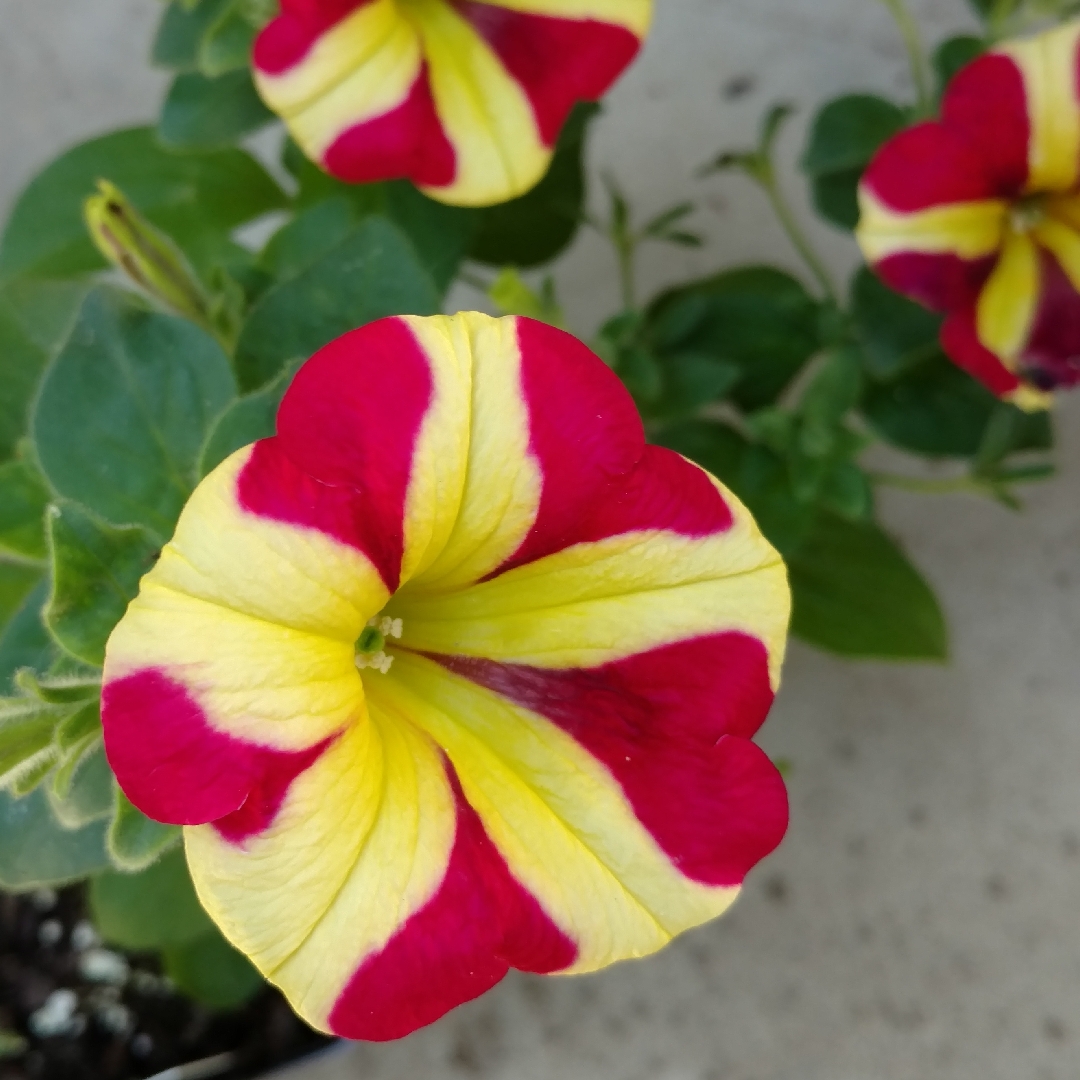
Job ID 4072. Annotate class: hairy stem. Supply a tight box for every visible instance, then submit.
[869,471,986,495]
[761,169,838,303]
[879,0,933,115]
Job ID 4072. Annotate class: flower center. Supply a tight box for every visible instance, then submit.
[1010,193,1048,233]
[355,616,403,675]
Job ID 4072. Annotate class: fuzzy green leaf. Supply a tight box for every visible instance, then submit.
[33,289,236,538]
[107,790,182,873]
[91,847,215,950]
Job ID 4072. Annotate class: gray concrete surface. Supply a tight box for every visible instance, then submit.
[4,3,1080,1079]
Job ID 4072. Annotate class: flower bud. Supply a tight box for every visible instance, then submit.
[83,180,211,329]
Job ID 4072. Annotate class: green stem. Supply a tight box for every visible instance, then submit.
[879,0,933,116]
[761,169,838,304]
[869,471,985,495]
[615,234,637,312]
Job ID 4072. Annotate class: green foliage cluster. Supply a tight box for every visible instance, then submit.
[0,0,1061,1017]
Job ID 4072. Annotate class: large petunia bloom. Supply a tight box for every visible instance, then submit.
[857,19,1080,408]
[252,0,652,206]
[101,314,790,1041]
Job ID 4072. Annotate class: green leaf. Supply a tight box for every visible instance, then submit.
[0,1031,26,1059]
[258,198,358,282]
[199,3,258,75]
[33,288,237,538]
[470,103,597,268]
[44,501,161,667]
[159,70,275,150]
[850,267,942,379]
[788,512,947,660]
[647,268,822,409]
[801,95,907,231]
[236,216,441,390]
[107,790,182,873]
[91,846,215,950]
[152,0,233,70]
[0,698,60,789]
[198,362,297,477]
[0,785,110,889]
[0,581,56,693]
[0,128,287,282]
[653,419,750,487]
[54,698,101,747]
[163,928,264,1009]
[48,743,114,829]
[934,36,985,95]
[0,455,50,563]
[280,142,477,295]
[861,352,1052,458]
[0,562,42,638]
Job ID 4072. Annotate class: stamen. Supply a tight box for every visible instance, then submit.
[354,615,403,676]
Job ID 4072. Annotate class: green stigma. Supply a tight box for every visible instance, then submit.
[356,626,386,654]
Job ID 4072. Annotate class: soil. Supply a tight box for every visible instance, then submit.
[0,886,334,1080]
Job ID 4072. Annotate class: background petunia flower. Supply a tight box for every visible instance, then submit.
[253,0,652,207]
[857,18,1080,409]
[101,314,790,1041]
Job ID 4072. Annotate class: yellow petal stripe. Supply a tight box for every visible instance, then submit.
[856,188,1007,264]
[975,229,1040,366]
[998,20,1080,194]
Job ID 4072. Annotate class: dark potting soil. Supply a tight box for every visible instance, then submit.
[0,886,335,1080]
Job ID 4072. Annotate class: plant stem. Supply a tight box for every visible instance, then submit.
[869,471,985,495]
[760,168,838,304]
[615,233,637,312]
[146,1051,239,1080]
[879,0,933,116]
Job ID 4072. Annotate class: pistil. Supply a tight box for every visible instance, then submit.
[355,616,403,675]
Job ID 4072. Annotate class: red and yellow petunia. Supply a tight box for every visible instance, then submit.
[100,314,789,1041]
[252,0,651,206]
[857,19,1080,408]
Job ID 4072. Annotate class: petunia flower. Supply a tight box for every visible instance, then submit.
[252,0,652,207]
[857,18,1080,409]
[101,313,790,1041]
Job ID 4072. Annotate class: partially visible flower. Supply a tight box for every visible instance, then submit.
[857,19,1080,409]
[252,0,652,206]
[101,313,790,1041]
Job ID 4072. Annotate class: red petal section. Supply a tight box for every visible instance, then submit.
[102,669,332,830]
[942,53,1030,197]
[1020,248,1080,390]
[323,66,456,188]
[453,2,641,146]
[940,309,1023,397]
[875,250,997,312]
[862,123,999,213]
[269,319,435,592]
[328,766,576,1041]
[254,0,374,76]
[237,438,402,593]
[432,632,788,888]
[575,444,734,544]
[495,319,645,575]
[214,736,337,844]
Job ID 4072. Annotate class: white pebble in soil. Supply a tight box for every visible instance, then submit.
[28,990,84,1039]
[70,920,100,952]
[29,889,58,913]
[79,948,129,986]
[37,919,63,948]
[131,1032,154,1058]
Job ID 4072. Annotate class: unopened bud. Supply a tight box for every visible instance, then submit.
[84,180,211,329]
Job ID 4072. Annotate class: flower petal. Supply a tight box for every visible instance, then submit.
[187,702,575,1040]
[996,20,1080,194]
[102,444,388,820]
[857,125,1005,310]
[273,314,643,592]
[393,449,789,686]
[253,0,648,205]
[366,649,786,973]
[940,53,1030,196]
[454,1,645,144]
[941,308,1026,399]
